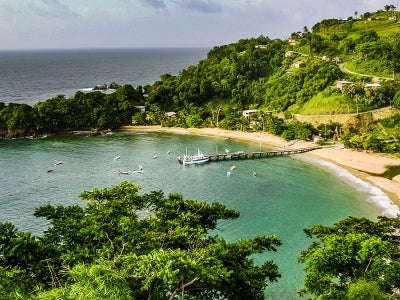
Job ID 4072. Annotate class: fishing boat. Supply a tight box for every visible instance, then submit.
[178,149,210,165]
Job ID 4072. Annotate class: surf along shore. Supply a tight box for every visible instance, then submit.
[121,126,400,212]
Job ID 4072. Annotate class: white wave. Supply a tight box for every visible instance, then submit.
[300,155,400,218]
[80,87,94,92]
[79,87,116,94]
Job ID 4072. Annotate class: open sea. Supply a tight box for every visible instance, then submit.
[0,48,399,299]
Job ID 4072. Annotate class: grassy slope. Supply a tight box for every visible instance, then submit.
[348,19,400,37]
[297,91,355,115]
[299,12,399,116]
[318,12,399,38]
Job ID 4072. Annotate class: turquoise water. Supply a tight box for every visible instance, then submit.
[0,131,396,299]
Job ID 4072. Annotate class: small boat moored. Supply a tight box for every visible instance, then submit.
[53,160,63,166]
[178,149,210,165]
[118,170,132,175]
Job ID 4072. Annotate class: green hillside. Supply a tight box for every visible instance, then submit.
[308,8,399,79]
[313,11,399,38]
[297,88,356,115]
[1,6,400,152]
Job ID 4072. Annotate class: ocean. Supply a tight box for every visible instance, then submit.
[0,48,398,299]
[0,48,209,105]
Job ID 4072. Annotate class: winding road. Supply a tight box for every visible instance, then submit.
[338,63,394,81]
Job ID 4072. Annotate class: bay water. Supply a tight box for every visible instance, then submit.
[0,131,396,299]
[0,48,398,298]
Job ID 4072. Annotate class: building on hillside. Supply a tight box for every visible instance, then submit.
[336,80,353,91]
[291,61,305,68]
[288,38,298,45]
[285,51,298,57]
[255,45,268,49]
[135,106,146,112]
[165,111,177,118]
[242,109,258,118]
[365,83,381,89]
[332,56,343,63]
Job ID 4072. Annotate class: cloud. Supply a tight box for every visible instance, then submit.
[0,0,78,21]
[174,0,222,13]
[33,0,78,18]
[139,0,166,9]
[0,0,79,35]
[0,0,391,50]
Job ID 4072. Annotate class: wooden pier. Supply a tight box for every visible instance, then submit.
[203,146,322,162]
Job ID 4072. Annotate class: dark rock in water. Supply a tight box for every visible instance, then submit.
[92,82,119,90]
[93,84,108,90]
[108,82,120,89]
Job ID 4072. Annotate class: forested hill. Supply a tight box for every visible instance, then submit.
[1,6,399,152]
[141,7,399,114]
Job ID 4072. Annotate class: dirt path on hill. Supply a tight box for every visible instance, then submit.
[338,63,394,81]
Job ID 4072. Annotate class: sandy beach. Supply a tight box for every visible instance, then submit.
[121,126,400,210]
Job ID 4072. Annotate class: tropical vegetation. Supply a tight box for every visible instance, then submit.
[0,181,281,299]
[299,215,400,299]
[1,8,400,297]
[1,7,399,153]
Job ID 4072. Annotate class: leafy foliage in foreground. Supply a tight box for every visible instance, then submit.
[0,181,281,299]
[299,216,400,299]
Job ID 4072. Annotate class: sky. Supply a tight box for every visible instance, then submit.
[0,0,392,50]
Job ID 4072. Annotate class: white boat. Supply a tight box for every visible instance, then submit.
[53,160,63,166]
[178,149,210,165]
[118,170,132,175]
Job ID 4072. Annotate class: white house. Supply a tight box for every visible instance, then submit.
[285,51,298,57]
[365,83,381,89]
[242,109,258,118]
[332,57,343,63]
[134,106,146,112]
[336,80,353,91]
[165,111,177,118]
[291,61,305,68]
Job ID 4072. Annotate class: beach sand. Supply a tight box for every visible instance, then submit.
[121,126,400,209]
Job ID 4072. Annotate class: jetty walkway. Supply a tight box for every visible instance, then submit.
[204,146,322,162]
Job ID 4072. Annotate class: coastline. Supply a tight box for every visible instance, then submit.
[120,126,400,211]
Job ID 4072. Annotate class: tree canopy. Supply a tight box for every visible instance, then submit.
[299,216,400,299]
[0,181,282,299]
